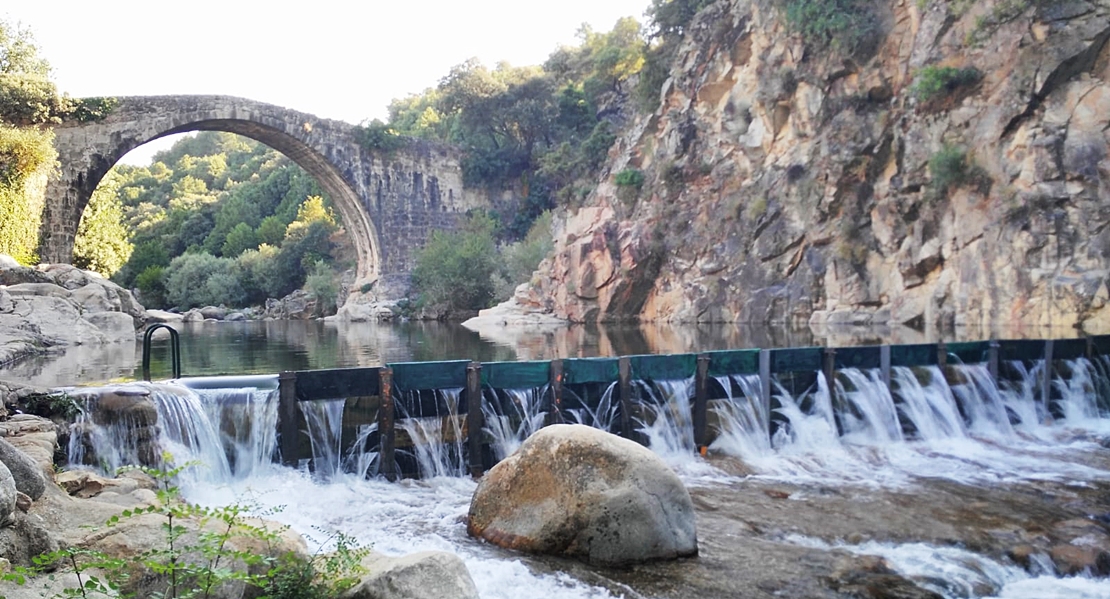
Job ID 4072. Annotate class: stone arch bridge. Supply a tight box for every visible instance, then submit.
[44,95,489,286]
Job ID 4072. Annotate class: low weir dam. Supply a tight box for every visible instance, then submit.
[66,334,1110,598]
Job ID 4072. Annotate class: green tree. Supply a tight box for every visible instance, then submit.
[73,171,133,276]
[221,222,259,257]
[304,260,339,316]
[0,124,54,263]
[411,212,500,312]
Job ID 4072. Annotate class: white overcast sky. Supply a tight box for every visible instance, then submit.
[3,0,650,162]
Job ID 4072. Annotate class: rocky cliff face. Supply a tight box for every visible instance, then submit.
[523,0,1110,331]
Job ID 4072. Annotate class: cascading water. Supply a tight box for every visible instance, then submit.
[481,387,547,462]
[299,398,345,478]
[563,381,619,432]
[890,366,967,440]
[397,388,467,478]
[637,378,696,459]
[64,354,1110,599]
[834,368,902,445]
[708,374,771,459]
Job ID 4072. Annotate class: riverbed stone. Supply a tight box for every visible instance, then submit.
[1049,543,1110,576]
[467,423,697,566]
[0,462,14,527]
[342,551,480,599]
[0,438,46,500]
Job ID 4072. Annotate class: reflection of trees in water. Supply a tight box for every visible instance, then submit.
[9,320,1090,387]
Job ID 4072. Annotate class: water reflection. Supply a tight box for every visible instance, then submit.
[0,319,1089,387]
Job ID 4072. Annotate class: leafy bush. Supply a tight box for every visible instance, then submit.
[356,119,406,153]
[912,66,981,102]
[501,211,554,289]
[412,213,500,312]
[304,260,339,316]
[614,168,645,188]
[163,252,244,309]
[135,265,167,307]
[779,0,877,55]
[0,124,53,264]
[928,145,989,194]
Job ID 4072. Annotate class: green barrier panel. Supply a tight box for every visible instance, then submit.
[629,353,696,381]
[481,360,550,389]
[946,341,989,365]
[294,367,380,401]
[999,339,1045,362]
[770,347,822,373]
[706,349,760,377]
[890,344,938,367]
[564,357,620,385]
[389,360,469,391]
[834,346,880,370]
[1093,335,1110,357]
[1053,338,1087,361]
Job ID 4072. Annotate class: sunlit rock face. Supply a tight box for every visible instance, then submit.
[525,0,1110,330]
[0,260,145,364]
[467,424,697,566]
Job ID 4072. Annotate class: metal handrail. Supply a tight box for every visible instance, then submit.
[142,324,181,381]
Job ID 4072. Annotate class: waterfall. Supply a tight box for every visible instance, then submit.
[201,386,279,479]
[397,388,467,478]
[637,378,696,458]
[481,387,547,462]
[834,368,903,445]
[709,374,771,459]
[563,381,619,432]
[890,366,967,440]
[299,398,345,479]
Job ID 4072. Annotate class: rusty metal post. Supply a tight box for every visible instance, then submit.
[466,362,485,478]
[546,359,564,427]
[694,354,710,454]
[378,367,396,481]
[988,340,1000,384]
[880,345,892,388]
[278,371,298,467]
[618,357,634,440]
[823,348,837,407]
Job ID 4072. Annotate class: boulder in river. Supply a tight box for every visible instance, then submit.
[467,423,697,566]
[341,551,480,599]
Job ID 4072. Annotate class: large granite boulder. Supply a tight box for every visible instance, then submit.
[341,551,479,599]
[0,439,46,500]
[0,462,15,527]
[467,424,697,566]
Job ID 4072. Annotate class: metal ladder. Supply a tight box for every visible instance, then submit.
[141,324,181,381]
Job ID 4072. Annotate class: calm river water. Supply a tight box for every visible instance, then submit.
[0,318,1088,387]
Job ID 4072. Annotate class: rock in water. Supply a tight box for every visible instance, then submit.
[341,551,479,599]
[467,423,698,566]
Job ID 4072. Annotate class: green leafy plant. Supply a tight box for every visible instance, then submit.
[929,144,989,195]
[614,168,644,205]
[356,119,406,153]
[779,0,877,55]
[912,66,981,102]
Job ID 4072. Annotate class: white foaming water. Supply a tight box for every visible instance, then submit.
[786,535,1110,599]
[397,388,467,478]
[891,366,967,440]
[482,387,547,461]
[834,368,903,445]
[183,470,621,599]
[708,374,772,458]
[299,398,345,478]
[563,382,620,431]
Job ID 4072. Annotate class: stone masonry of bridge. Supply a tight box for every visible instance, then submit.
[43,95,490,286]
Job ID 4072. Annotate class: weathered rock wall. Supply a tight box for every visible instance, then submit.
[527,0,1110,331]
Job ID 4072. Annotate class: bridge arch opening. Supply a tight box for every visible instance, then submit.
[49,108,382,287]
